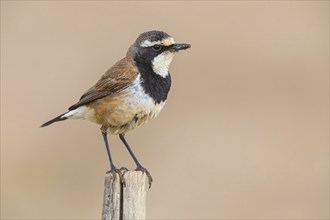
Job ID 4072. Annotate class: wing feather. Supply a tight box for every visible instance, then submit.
[69,57,138,110]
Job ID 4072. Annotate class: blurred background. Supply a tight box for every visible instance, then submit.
[1,1,329,219]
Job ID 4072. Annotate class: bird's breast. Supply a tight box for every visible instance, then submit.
[85,74,167,134]
[122,74,166,120]
[134,56,172,104]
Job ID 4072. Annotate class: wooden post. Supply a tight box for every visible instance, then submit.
[102,172,121,220]
[102,171,148,220]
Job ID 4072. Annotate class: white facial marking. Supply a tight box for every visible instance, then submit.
[140,40,156,47]
[151,51,174,78]
[140,37,175,47]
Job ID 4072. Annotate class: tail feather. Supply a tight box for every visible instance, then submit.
[41,112,68,127]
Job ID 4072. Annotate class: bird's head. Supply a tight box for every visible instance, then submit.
[128,30,191,78]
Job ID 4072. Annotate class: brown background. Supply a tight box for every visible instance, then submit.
[1,1,329,219]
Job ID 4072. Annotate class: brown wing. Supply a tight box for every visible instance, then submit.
[68,57,138,111]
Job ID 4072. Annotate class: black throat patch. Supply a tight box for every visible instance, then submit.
[134,58,171,104]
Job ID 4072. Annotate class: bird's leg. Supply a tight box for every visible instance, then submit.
[119,134,153,188]
[101,131,126,186]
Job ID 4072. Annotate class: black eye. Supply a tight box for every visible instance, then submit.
[152,45,162,51]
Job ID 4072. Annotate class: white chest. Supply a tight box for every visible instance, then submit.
[124,74,166,119]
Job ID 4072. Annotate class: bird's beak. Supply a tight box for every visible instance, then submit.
[170,43,191,52]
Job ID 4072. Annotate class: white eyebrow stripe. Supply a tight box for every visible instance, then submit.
[140,40,160,47]
[140,37,175,47]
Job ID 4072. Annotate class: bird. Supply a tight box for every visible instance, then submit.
[41,30,191,187]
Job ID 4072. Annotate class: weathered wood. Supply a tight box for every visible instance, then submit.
[102,172,121,220]
[122,171,148,219]
[102,171,148,220]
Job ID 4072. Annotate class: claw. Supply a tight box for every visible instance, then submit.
[135,166,153,188]
[119,167,129,172]
[107,167,126,187]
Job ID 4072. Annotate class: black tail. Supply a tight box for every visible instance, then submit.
[41,112,68,127]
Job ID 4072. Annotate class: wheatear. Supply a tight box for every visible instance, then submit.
[41,30,191,187]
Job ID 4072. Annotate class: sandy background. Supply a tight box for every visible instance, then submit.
[1,1,329,219]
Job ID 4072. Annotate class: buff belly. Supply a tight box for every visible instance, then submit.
[87,94,165,134]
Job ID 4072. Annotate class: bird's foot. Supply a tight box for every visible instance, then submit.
[106,166,126,187]
[135,166,153,188]
[119,166,129,172]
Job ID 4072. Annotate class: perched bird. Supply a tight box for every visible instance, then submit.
[41,30,190,187]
